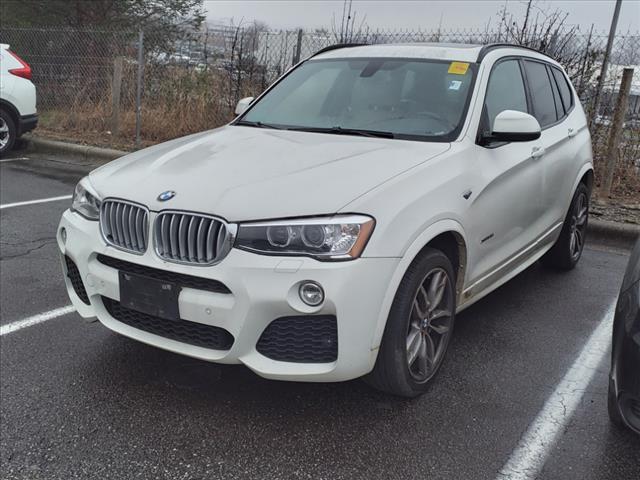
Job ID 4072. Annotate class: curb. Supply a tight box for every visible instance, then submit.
[587,218,639,250]
[24,135,639,250]
[25,135,129,162]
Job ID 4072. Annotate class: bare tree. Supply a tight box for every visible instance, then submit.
[221,19,272,110]
[331,0,369,43]
[494,0,602,84]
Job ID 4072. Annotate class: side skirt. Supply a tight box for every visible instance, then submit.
[457,222,563,313]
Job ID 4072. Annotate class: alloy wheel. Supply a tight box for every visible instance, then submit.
[406,267,454,383]
[569,191,588,261]
[0,117,9,150]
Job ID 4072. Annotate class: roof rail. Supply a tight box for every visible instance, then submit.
[477,43,552,62]
[311,43,369,58]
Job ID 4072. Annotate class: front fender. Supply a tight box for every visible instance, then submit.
[369,218,467,351]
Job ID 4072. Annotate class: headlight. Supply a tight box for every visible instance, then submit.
[71,177,102,220]
[235,215,375,261]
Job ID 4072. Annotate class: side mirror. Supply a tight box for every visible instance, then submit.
[235,97,254,116]
[488,110,541,143]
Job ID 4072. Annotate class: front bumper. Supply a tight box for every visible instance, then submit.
[58,209,399,382]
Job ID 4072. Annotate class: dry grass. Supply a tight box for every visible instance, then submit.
[37,67,248,147]
[592,162,640,204]
[591,124,640,203]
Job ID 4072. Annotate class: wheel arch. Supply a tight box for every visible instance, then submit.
[571,163,594,204]
[370,219,468,352]
[425,231,467,298]
[0,99,20,126]
[579,168,594,192]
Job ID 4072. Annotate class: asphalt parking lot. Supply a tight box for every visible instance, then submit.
[1,151,639,480]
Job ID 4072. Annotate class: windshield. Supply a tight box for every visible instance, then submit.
[237,57,476,141]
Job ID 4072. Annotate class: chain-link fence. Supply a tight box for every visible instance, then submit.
[1,25,639,196]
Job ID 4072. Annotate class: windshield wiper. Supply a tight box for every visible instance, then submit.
[236,122,395,138]
[235,120,288,130]
[292,126,395,139]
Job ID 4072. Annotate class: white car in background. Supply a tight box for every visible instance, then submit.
[0,43,37,155]
[58,43,593,397]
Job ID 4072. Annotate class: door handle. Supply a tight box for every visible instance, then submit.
[567,127,577,138]
[531,146,545,158]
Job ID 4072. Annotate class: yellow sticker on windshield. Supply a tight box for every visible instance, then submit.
[448,62,470,75]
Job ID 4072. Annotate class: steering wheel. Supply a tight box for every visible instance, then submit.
[410,110,456,129]
[360,102,456,132]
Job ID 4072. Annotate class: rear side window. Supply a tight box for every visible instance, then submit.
[484,59,529,131]
[548,65,565,120]
[551,67,573,113]
[523,60,557,127]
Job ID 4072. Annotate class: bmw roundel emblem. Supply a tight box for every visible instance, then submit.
[158,190,176,202]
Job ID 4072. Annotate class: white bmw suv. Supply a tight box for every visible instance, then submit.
[0,44,37,155]
[58,43,593,397]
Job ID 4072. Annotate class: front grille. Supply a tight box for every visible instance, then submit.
[100,199,149,254]
[64,256,90,305]
[102,297,234,350]
[256,315,338,363]
[154,211,232,265]
[631,399,640,418]
[97,254,231,294]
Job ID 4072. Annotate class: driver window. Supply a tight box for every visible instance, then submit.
[484,60,528,132]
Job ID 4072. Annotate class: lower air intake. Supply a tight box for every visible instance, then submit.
[256,315,338,363]
[97,254,231,294]
[64,256,90,305]
[102,297,234,350]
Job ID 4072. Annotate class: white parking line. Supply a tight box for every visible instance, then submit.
[0,194,72,210]
[0,306,76,336]
[496,302,616,480]
[0,157,30,163]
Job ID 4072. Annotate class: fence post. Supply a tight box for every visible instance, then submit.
[135,29,144,148]
[292,29,303,64]
[111,56,123,137]
[203,28,209,70]
[599,67,634,200]
[590,0,622,126]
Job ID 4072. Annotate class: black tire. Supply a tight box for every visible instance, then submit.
[365,248,456,397]
[541,183,590,271]
[608,379,625,428]
[0,109,17,156]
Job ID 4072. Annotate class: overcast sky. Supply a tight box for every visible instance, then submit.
[204,0,640,33]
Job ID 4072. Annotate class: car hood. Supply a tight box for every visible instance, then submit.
[89,125,450,221]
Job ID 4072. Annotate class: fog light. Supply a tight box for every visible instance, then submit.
[60,227,67,244]
[299,281,324,307]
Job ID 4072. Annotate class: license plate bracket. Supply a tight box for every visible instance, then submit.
[119,271,181,321]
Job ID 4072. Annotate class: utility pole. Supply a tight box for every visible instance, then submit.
[111,57,123,137]
[292,28,303,64]
[339,0,347,43]
[135,29,144,149]
[590,0,622,125]
[345,0,353,43]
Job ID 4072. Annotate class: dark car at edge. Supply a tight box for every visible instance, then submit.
[608,238,640,434]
